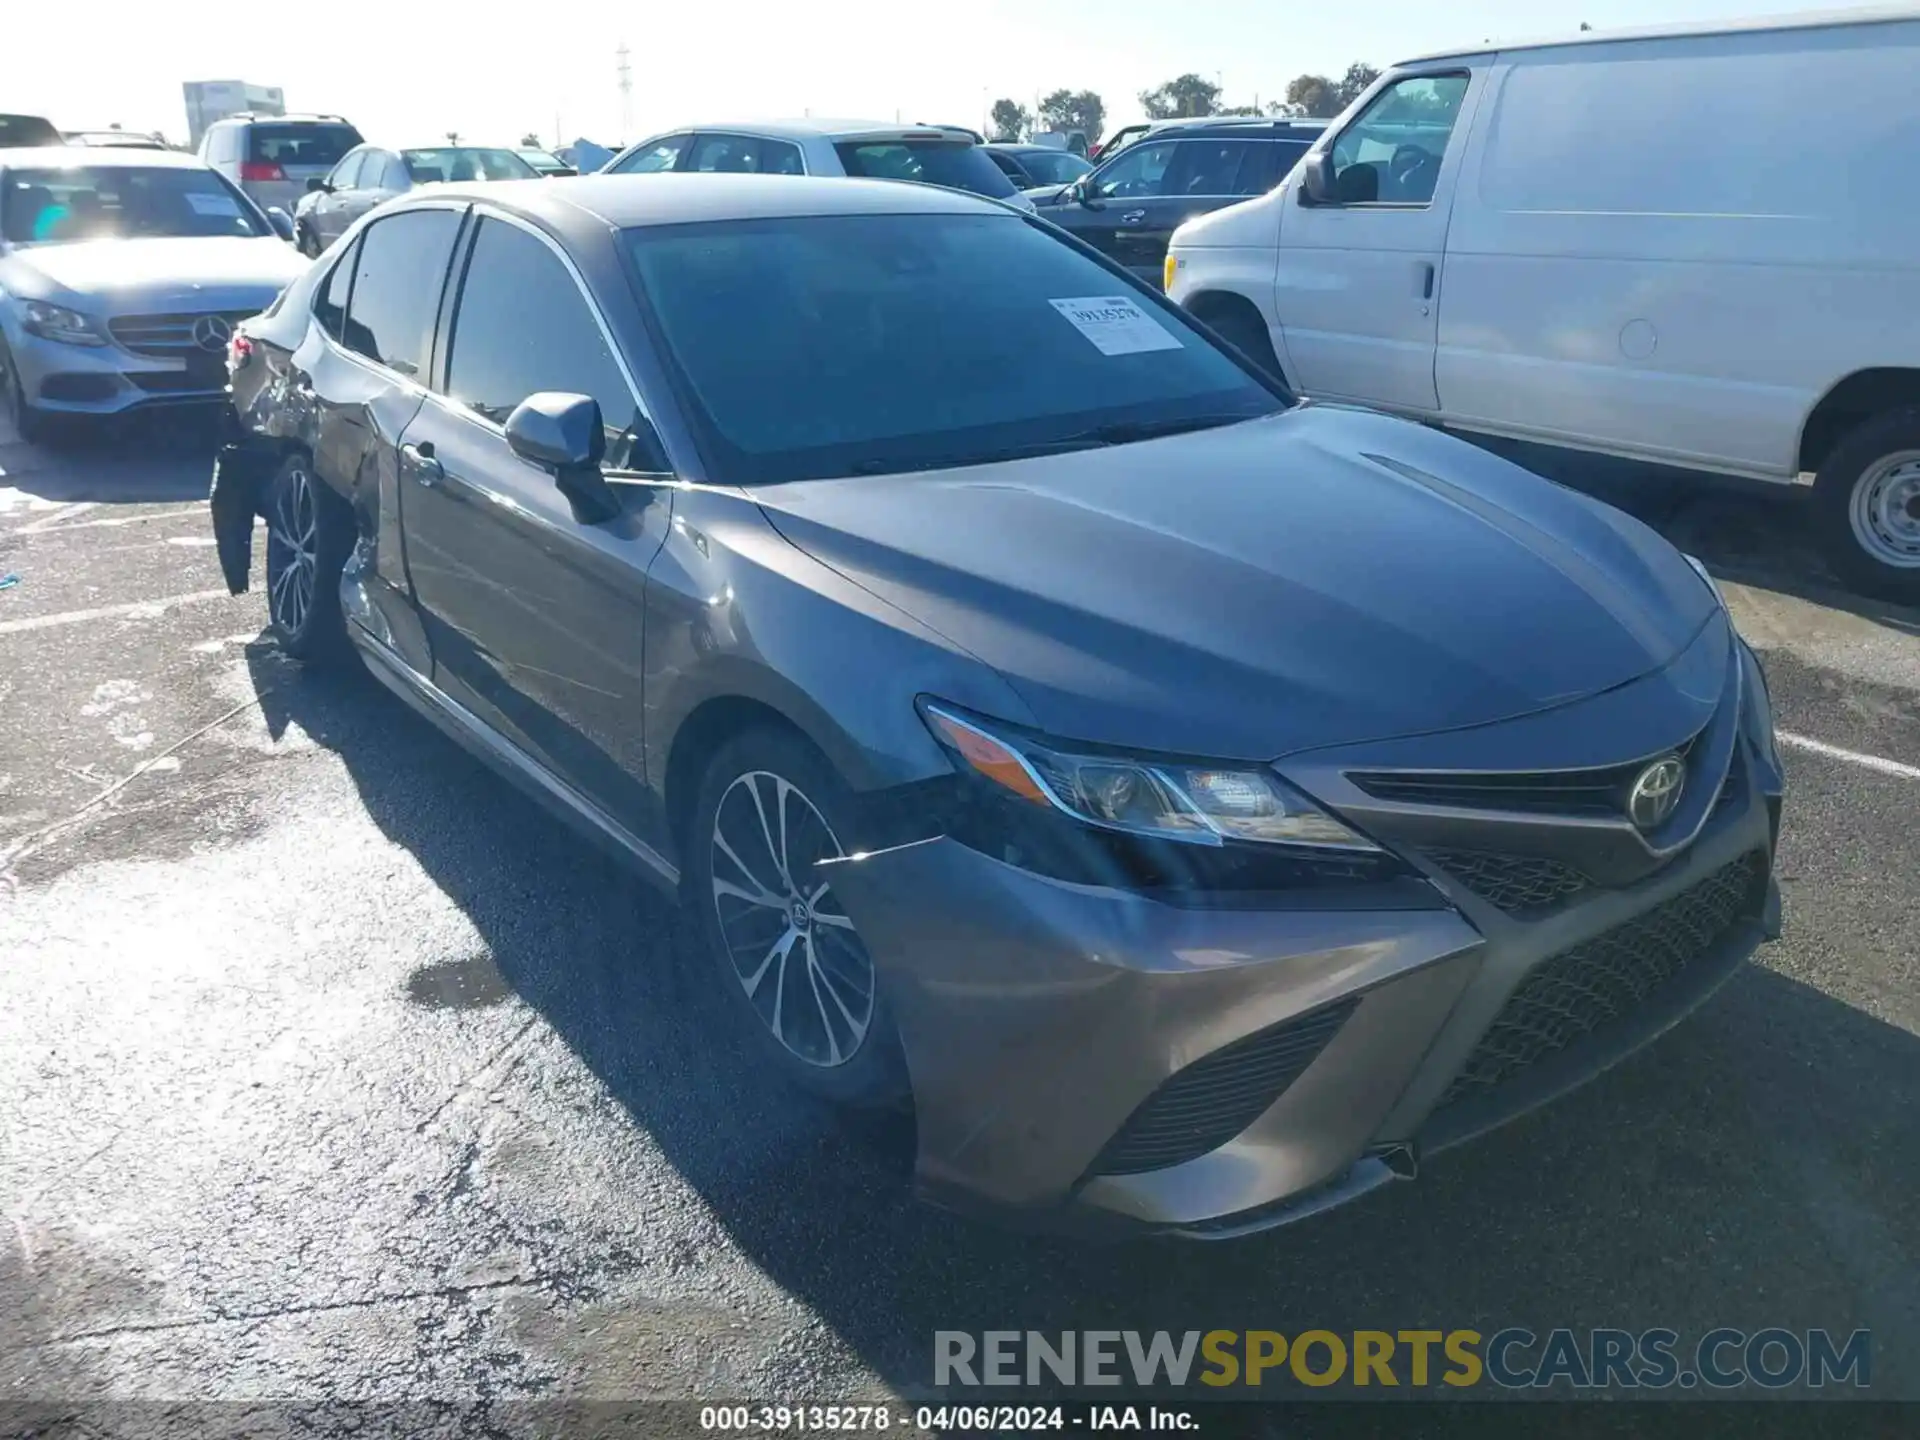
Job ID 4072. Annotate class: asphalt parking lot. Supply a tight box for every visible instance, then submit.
[3,410,1918,1410]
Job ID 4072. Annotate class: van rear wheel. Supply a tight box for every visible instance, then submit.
[1813,409,1920,604]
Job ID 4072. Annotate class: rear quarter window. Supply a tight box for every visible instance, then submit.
[833,140,1017,200]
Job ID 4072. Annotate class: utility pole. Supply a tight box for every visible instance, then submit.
[615,43,633,143]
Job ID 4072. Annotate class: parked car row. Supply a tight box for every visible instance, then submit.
[205,161,1785,1240]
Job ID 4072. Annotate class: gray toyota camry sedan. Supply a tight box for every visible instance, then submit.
[209,173,1784,1238]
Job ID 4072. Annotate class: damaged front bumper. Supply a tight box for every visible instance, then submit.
[820,785,1778,1239]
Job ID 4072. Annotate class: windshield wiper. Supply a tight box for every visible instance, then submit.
[1061,412,1262,445]
[844,414,1263,477]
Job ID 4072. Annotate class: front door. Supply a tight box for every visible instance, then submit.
[1272,70,1481,415]
[1051,137,1181,276]
[397,212,672,837]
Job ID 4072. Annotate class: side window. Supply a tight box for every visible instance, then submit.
[1327,73,1469,205]
[759,139,804,176]
[342,209,463,377]
[986,151,1025,182]
[330,152,364,189]
[611,134,688,174]
[1092,139,1177,199]
[686,134,762,173]
[1161,140,1253,196]
[370,154,402,191]
[314,235,360,338]
[443,218,650,470]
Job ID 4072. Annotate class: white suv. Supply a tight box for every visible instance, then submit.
[600,120,1034,211]
[200,114,364,217]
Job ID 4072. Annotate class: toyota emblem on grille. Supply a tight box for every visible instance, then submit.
[1627,754,1686,832]
[191,315,233,353]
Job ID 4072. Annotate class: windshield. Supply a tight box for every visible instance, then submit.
[832,140,1017,200]
[1,165,268,244]
[1020,150,1093,185]
[625,212,1281,485]
[402,147,539,183]
[247,123,362,167]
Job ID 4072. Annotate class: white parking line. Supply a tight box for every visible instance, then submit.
[1778,731,1920,781]
[0,589,233,637]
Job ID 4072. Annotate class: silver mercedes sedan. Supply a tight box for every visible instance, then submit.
[0,147,304,441]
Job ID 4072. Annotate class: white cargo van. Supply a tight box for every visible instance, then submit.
[1165,8,1920,601]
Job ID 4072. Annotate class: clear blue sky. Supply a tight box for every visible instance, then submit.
[19,0,1791,148]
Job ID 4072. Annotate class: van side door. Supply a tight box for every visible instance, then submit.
[1272,70,1482,414]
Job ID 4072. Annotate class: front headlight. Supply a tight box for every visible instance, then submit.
[21,300,109,347]
[1683,553,1725,608]
[921,701,1379,852]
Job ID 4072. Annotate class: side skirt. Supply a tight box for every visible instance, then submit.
[349,624,681,894]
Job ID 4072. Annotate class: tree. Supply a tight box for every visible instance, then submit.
[445,131,462,144]
[1037,89,1106,145]
[1138,73,1221,120]
[1284,74,1339,119]
[988,99,1031,142]
[520,131,542,148]
[1332,62,1381,111]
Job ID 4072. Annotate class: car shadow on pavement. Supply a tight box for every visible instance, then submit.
[0,409,221,506]
[243,646,1920,1399]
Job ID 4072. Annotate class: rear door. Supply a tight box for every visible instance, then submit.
[396,212,671,836]
[605,133,693,175]
[1271,70,1481,414]
[1105,138,1303,284]
[293,205,467,673]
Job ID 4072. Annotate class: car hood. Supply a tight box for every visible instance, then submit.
[755,405,1720,760]
[6,236,306,308]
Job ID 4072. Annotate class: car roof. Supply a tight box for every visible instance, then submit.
[1397,4,1914,63]
[985,143,1078,155]
[0,145,211,170]
[661,118,981,144]
[213,113,354,127]
[417,172,1013,231]
[1135,119,1327,142]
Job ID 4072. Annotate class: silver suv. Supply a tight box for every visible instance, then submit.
[199,113,363,217]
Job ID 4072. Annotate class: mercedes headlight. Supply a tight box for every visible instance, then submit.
[921,701,1379,852]
[20,300,108,347]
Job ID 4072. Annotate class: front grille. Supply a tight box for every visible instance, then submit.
[1438,851,1765,1107]
[1350,731,1705,819]
[1426,849,1591,913]
[1089,997,1358,1177]
[109,310,255,357]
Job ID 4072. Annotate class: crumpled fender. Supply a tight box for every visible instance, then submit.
[208,439,277,595]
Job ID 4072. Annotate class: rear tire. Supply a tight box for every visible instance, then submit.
[687,727,911,1109]
[1812,408,1920,604]
[263,452,354,661]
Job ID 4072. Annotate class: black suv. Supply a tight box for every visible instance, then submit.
[1032,120,1325,284]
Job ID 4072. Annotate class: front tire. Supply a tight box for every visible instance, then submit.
[688,728,910,1109]
[1189,298,1286,385]
[1813,409,1920,604]
[263,452,353,661]
[0,339,53,446]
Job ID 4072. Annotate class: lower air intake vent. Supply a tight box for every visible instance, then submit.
[1426,849,1591,913]
[1089,997,1358,1177]
[1438,850,1765,1107]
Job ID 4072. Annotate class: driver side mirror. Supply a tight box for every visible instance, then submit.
[1074,177,1103,209]
[306,177,332,194]
[266,207,294,242]
[506,392,622,525]
[1299,151,1335,206]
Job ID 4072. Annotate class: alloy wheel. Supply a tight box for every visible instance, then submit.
[708,770,875,1068]
[267,462,319,634]
[1850,450,1920,570]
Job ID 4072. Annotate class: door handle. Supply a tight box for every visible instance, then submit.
[1120,209,1147,224]
[1417,261,1436,300]
[400,441,443,487]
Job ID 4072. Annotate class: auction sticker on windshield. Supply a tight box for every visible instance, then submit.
[1049,296,1184,357]
[186,192,242,216]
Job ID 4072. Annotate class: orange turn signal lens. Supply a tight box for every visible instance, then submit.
[926,709,1051,806]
